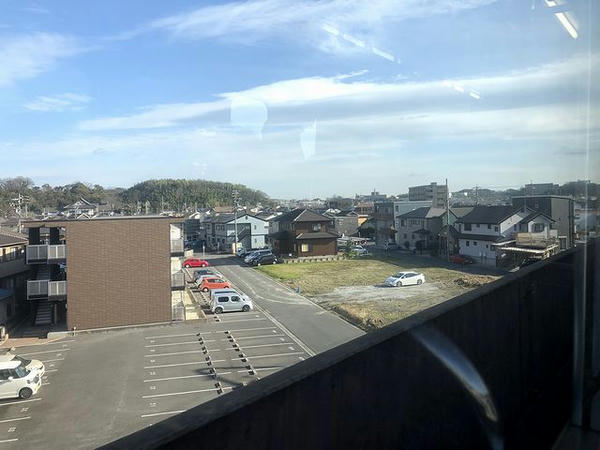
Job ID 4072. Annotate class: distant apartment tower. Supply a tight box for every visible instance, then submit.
[24,216,185,330]
[408,183,448,208]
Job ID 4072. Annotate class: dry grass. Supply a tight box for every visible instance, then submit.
[256,258,484,296]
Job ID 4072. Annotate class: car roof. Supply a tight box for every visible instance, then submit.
[0,355,20,369]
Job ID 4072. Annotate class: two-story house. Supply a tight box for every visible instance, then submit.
[455,205,535,266]
[206,213,269,252]
[0,232,30,327]
[396,207,456,251]
[269,208,337,257]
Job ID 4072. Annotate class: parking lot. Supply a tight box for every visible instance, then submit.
[0,306,312,447]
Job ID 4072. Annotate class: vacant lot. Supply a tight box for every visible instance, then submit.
[257,255,501,330]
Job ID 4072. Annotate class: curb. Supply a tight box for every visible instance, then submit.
[47,320,193,339]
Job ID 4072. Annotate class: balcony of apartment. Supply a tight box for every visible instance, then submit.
[26,244,66,264]
[171,271,185,290]
[110,239,599,450]
[170,238,184,255]
[27,280,67,300]
[516,229,559,248]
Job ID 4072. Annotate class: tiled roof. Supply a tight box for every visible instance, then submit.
[397,207,429,219]
[455,205,520,224]
[272,208,332,223]
[295,232,338,240]
[0,232,27,247]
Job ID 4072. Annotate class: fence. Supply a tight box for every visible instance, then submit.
[171,304,185,321]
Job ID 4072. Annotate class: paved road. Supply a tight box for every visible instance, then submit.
[203,255,365,354]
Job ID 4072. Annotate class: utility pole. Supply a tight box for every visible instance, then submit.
[475,186,479,205]
[446,178,450,261]
[10,193,30,234]
[233,190,240,253]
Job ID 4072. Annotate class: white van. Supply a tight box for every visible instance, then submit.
[211,291,254,314]
[0,354,44,399]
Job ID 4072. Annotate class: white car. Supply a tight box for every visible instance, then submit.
[211,291,254,314]
[384,271,425,287]
[0,354,45,399]
[353,245,369,256]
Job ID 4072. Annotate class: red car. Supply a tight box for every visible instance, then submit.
[182,258,210,268]
[449,254,475,265]
[200,278,230,292]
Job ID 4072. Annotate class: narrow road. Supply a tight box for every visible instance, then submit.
[204,255,365,354]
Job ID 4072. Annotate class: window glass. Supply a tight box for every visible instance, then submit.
[217,297,229,303]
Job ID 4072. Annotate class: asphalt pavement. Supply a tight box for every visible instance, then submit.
[203,254,365,354]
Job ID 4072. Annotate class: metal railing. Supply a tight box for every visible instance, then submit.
[170,239,184,254]
[26,244,66,263]
[27,280,67,299]
[171,271,185,289]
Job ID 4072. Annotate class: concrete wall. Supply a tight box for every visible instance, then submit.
[66,218,173,330]
[110,242,599,450]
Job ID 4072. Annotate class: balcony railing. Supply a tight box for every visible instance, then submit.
[516,230,558,248]
[27,280,67,300]
[170,239,184,254]
[171,271,185,290]
[26,245,66,264]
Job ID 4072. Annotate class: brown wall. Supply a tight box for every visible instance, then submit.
[65,218,173,330]
[292,221,332,235]
[297,239,336,256]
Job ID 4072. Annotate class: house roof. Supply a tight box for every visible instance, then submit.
[518,211,554,224]
[458,233,513,243]
[211,213,267,224]
[397,207,451,220]
[0,232,27,247]
[64,197,97,209]
[295,232,338,240]
[450,207,474,218]
[272,208,332,223]
[455,205,520,225]
[438,225,460,238]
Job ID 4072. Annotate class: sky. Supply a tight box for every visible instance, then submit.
[0,0,598,199]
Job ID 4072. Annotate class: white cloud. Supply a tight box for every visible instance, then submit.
[24,93,92,112]
[0,33,82,86]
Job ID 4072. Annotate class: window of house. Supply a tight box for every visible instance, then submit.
[487,224,491,229]
[476,224,480,228]
[533,223,545,232]
[494,226,499,232]
[485,244,488,248]
[412,234,415,239]
[301,243,311,252]
[513,225,517,231]
[313,223,321,232]
[473,241,477,246]
[466,241,470,247]
[401,220,406,227]
[464,224,472,231]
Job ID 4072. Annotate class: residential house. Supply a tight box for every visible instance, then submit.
[328,211,359,237]
[205,213,269,252]
[396,207,456,251]
[372,201,396,246]
[455,205,536,266]
[184,210,210,242]
[62,197,98,218]
[0,232,30,327]
[511,195,574,249]
[269,209,337,257]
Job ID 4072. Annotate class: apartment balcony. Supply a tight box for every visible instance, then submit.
[27,280,67,300]
[171,271,185,290]
[26,244,66,264]
[170,238,184,255]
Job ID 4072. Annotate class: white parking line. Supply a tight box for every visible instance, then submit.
[220,334,282,341]
[217,326,276,333]
[224,342,292,351]
[19,348,71,356]
[232,352,304,360]
[0,398,42,407]
[210,318,267,324]
[144,372,231,383]
[40,358,64,363]
[144,349,205,358]
[141,410,186,418]
[144,340,214,348]
[0,416,30,424]
[45,369,58,373]
[0,438,18,443]
[142,386,233,399]
[144,359,225,369]
[237,367,279,372]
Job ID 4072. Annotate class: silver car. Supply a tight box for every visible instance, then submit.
[211,291,254,314]
[384,272,425,287]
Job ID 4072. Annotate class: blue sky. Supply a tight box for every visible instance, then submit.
[0,0,597,198]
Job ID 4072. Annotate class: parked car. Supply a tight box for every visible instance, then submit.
[244,249,272,264]
[449,254,475,265]
[251,253,278,266]
[384,272,425,287]
[194,269,219,281]
[211,291,254,314]
[182,258,210,268]
[210,288,251,303]
[200,277,231,292]
[353,245,369,256]
[0,354,45,399]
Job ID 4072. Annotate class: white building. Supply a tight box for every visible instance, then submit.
[206,213,269,252]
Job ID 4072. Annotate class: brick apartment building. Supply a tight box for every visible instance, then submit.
[23,216,185,331]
